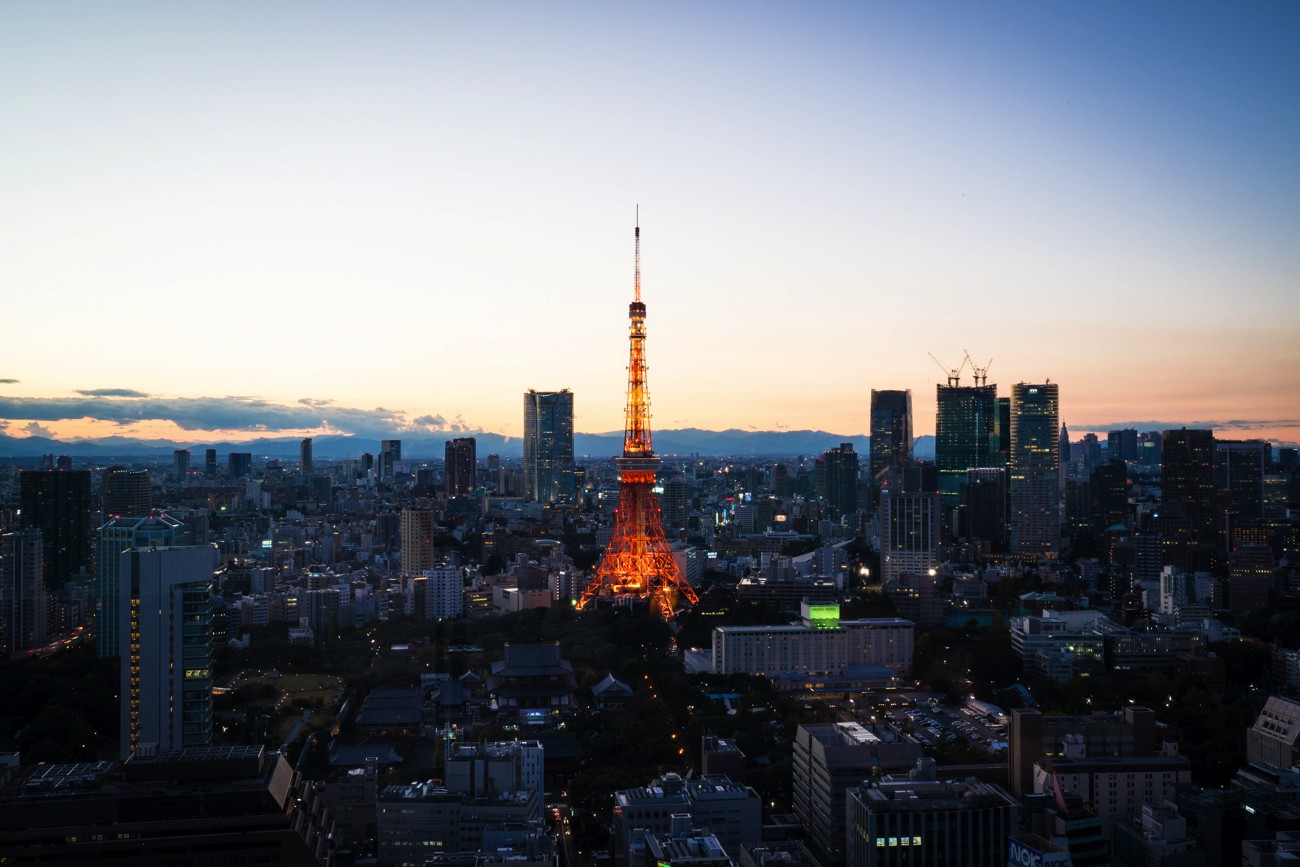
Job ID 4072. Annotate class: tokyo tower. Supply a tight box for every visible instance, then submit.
[576,217,699,621]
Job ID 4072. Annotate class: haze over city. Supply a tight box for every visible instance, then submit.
[3,1,1298,448]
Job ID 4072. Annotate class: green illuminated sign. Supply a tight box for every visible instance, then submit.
[806,604,840,629]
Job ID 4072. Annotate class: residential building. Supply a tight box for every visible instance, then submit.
[818,443,859,518]
[400,509,436,576]
[103,467,152,516]
[19,468,93,586]
[445,437,477,497]
[1160,429,1216,570]
[380,439,402,481]
[172,448,190,481]
[421,566,464,620]
[1,529,46,656]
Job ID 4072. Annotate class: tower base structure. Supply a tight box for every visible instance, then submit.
[578,466,698,621]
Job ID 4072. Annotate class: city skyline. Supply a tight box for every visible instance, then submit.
[3,3,1298,446]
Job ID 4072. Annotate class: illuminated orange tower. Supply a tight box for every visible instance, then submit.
[576,217,699,621]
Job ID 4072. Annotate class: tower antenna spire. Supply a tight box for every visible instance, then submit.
[634,205,641,303]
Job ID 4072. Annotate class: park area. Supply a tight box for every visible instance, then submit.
[214,670,344,742]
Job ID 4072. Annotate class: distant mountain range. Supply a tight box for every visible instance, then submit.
[0,429,938,461]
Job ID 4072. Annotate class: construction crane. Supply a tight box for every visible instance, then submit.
[964,351,994,387]
[928,352,968,387]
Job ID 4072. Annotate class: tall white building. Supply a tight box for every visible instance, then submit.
[119,545,216,758]
[97,513,181,657]
[422,566,464,620]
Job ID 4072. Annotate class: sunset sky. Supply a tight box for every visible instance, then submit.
[3,2,1298,447]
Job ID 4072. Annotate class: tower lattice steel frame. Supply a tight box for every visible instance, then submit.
[576,218,699,621]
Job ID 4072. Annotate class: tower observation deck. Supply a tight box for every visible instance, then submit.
[576,218,699,621]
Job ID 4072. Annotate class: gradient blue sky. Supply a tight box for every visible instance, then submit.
[3,2,1298,445]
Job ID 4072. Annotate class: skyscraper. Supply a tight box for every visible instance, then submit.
[1161,429,1216,569]
[444,437,477,497]
[1,529,47,656]
[819,443,860,518]
[119,545,215,758]
[1009,382,1060,560]
[97,513,182,657]
[103,467,153,517]
[379,439,402,481]
[173,448,191,481]
[300,437,313,474]
[1216,439,1268,523]
[204,448,218,479]
[1108,428,1139,463]
[935,383,998,502]
[228,452,252,479]
[869,389,912,491]
[523,389,575,504]
[19,469,93,587]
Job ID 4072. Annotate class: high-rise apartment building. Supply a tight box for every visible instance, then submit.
[421,566,464,620]
[1009,382,1060,560]
[228,452,252,479]
[1,529,47,656]
[204,448,218,478]
[444,437,477,497]
[936,383,998,501]
[869,390,912,490]
[300,437,313,474]
[819,443,859,518]
[1108,428,1139,463]
[1216,439,1268,524]
[1161,429,1216,570]
[400,509,437,576]
[103,467,153,517]
[379,439,402,481]
[97,513,182,657]
[523,389,575,504]
[119,545,216,758]
[172,449,190,481]
[961,467,1007,550]
[19,469,93,587]
[879,490,939,583]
